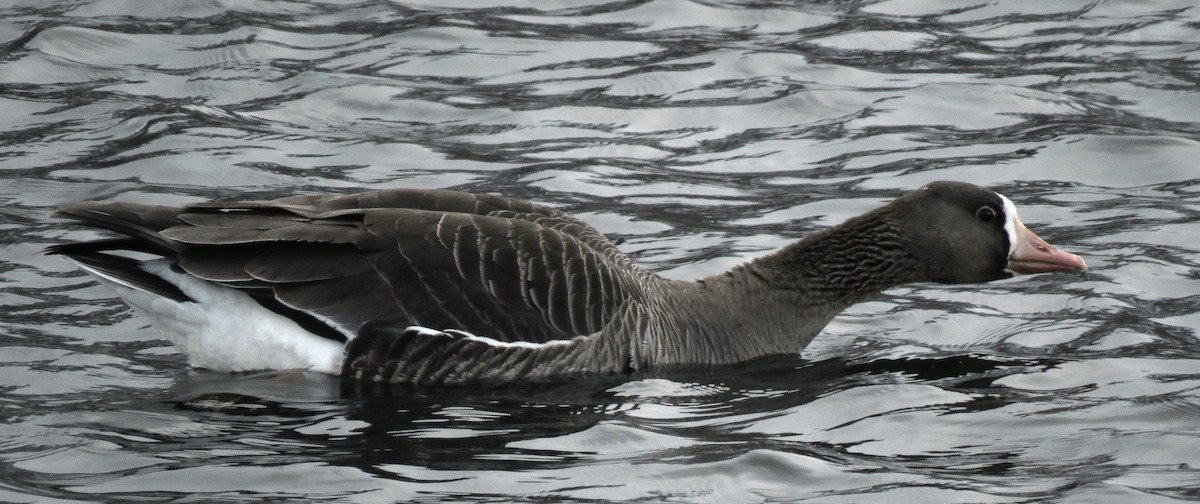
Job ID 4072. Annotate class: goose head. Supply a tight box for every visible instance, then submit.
[890,181,1087,284]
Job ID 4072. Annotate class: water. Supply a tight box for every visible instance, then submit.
[2,0,1199,501]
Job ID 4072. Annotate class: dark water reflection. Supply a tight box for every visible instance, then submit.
[3,0,1200,502]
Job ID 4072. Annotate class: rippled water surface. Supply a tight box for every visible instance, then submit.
[3,1,1200,502]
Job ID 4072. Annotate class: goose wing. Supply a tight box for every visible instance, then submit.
[150,189,648,345]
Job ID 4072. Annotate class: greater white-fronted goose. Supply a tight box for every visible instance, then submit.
[48,181,1086,384]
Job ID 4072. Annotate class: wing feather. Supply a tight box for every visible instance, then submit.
[60,189,654,346]
[272,273,402,335]
[244,245,375,282]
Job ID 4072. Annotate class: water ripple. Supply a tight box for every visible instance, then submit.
[2,0,1199,501]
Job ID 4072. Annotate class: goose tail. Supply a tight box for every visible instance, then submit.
[48,250,345,374]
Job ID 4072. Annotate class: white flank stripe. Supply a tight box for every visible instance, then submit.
[442,328,578,349]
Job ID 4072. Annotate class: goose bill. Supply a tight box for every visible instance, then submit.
[1008,220,1087,274]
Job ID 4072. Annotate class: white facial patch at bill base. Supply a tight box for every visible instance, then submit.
[996,192,1021,260]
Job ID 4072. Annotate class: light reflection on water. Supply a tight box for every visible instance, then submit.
[2,0,1199,502]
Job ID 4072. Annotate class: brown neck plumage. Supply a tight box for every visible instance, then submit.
[733,209,925,308]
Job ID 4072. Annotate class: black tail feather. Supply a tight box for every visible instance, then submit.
[49,249,193,303]
[45,238,169,257]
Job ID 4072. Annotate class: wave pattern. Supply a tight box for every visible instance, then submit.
[2,0,1199,502]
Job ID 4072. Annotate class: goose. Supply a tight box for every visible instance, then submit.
[47,181,1086,384]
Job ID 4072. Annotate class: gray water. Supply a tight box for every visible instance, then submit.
[2,1,1199,502]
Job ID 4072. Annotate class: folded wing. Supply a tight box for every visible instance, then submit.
[56,189,651,346]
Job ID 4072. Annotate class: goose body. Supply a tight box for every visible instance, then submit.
[49,182,1086,384]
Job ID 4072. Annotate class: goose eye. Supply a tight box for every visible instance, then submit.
[976,206,997,222]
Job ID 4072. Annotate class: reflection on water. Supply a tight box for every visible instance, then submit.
[2,0,1199,502]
